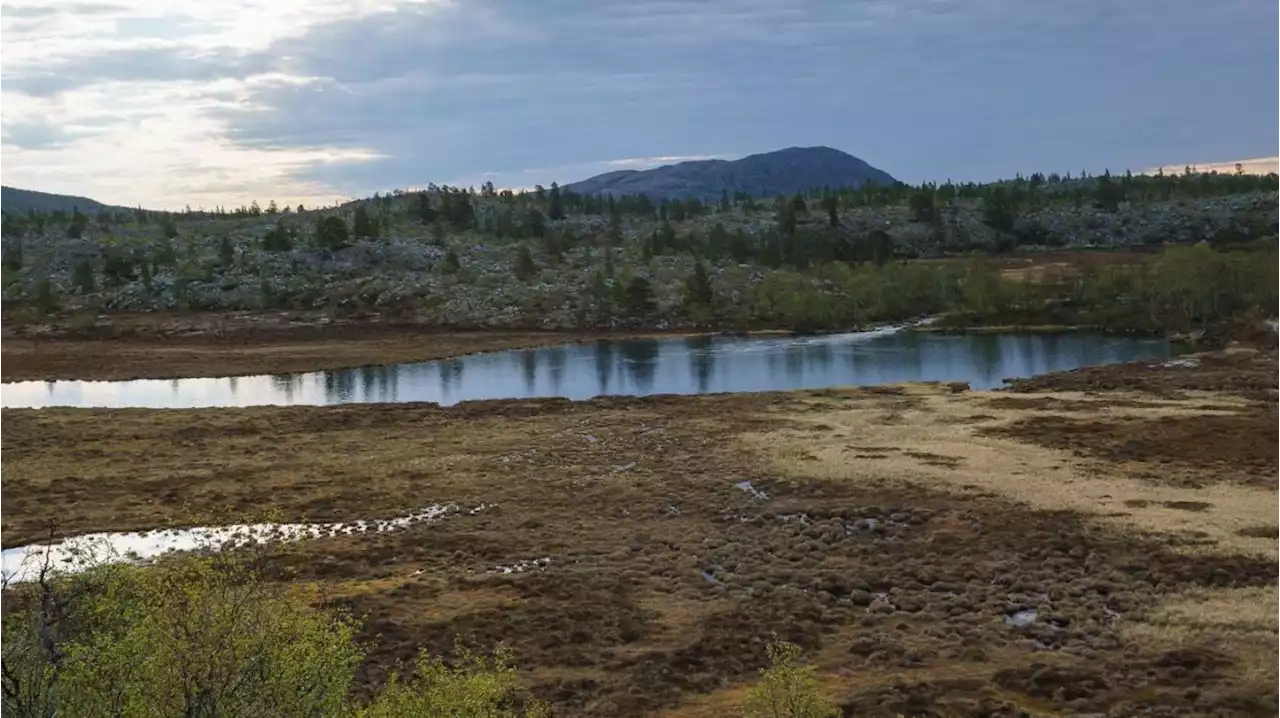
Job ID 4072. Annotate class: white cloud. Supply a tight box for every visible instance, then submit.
[603,155,718,169]
[1139,156,1279,176]
[1,0,446,208]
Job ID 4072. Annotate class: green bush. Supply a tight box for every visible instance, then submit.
[741,639,839,718]
[2,553,547,718]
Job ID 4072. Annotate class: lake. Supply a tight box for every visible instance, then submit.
[0,328,1184,409]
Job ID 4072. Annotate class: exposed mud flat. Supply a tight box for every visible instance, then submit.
[2,352,1276,716]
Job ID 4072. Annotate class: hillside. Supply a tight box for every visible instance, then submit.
[1,186,116,215]
[2,166,1275,337]
[564,146,897,200]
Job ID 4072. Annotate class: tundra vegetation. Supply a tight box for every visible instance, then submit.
[1,170,1275,336]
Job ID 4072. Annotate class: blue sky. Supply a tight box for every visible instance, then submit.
[1,0,1276,209]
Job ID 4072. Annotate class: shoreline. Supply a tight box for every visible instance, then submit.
[4,307,1258,384]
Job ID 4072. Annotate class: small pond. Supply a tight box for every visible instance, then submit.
[0,327,1185,409]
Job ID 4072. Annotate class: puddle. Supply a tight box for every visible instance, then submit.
[2,504,479,584]
[1162,357,1201,369]
[735,480,769,500]
[1004,609,1038,628]
[491,557,551,574]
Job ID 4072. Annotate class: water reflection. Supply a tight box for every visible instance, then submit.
[1,330,1186,409]
[619,339,660,394]
[686,336,714,393]
[520,350,538,394]
[594,340,615,394]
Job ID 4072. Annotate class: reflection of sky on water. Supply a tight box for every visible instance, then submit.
[1,331,1182,409]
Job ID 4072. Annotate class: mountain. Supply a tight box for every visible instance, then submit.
[2,186,114,214]
[563,146,897,200]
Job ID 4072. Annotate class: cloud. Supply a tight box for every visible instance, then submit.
[1140,157,1279,176]
[1,119,72,149]
[0,2,126,18]
[0,0,1276,207]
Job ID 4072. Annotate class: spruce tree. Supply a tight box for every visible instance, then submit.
[624,276,654,317]
[72,260,95,293]
[548,182,565,221]
[514,244,537,281]
[684,262,713,306]
[218,235,235,265]
[34,276,57,312]
[315,215,350,252]
[443,248,461,274]
[353,206,377,239]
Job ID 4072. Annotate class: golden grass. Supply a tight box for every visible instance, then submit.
[1123,586,1279,693]
[749,384,1277,715]
[747,389,1278,558]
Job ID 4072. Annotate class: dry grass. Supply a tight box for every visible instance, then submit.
[749,390,1277,558]
[2,352,1276,716]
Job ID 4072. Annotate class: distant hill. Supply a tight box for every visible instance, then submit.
[2,186,114,214]
[564,146,898,200]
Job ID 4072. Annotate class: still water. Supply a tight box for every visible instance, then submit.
[1,328,1183,409]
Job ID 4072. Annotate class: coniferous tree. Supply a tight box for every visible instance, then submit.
[34,276,57,312]
[548,182,565,221]
[514,244,537,281]
[524,208,546,238]
[684,262,713,307]
[262,221,293,252]
[624,276,654,317]
[353,206,377,239]
[730,228,751,264]
[315,215,350,252]
[3,242,23,270]
[67,209,87,239]
[443,248,461,274]
[218,236,235,265]
[589,270,612,319]
[72,260,95,293]
[822,196,839,228]
[139,259,153,291]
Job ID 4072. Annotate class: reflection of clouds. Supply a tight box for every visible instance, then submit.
[0,331,1183,409]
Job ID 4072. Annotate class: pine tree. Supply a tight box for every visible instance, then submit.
[624,276,654,317]
[443,248,461,274]
[548,182,565,221]
[730,228,751,264]
[139,259,153,291]
[524,208,546,238]
[514,244,537,281]
[3,242,23,270]
[822,196,838,228]
[218,236,235,265]
[684,262,713,307]
[72,260,95,294]
[67,209,87,239]
[315,215,350,252]
[263,221,292,252]
[34,276,57,312]
[353,206,377,238]
[590,270,612,319]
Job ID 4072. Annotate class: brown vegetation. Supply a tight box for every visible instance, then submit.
[0,310,692,382]
[3,350,1276,716]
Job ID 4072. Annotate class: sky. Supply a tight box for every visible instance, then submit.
[2,0,1277,210]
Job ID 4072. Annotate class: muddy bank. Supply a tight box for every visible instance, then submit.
[0,310,714,382]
